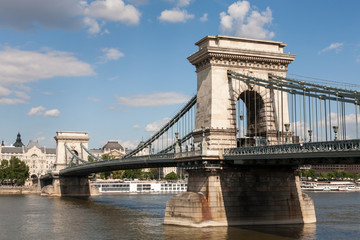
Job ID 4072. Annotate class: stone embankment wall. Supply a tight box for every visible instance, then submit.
[0,186,40,194]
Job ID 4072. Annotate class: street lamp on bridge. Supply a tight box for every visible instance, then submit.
[333,126,339,141]
[284,123,290,144]
[308,130,312,143]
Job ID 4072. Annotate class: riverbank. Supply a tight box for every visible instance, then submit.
[0,186,40,195]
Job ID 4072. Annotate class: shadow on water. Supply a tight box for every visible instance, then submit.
[164,224,316,240]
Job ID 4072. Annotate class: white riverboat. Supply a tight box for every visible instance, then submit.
[91,180,187,194]
[301,180,360,191]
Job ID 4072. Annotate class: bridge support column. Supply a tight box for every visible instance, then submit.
[41,174,99,197]
[164,167,315,227]
[59,176,91,197]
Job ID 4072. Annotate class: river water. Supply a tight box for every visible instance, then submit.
[0,192,359,240]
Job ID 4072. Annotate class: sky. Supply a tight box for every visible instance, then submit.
[1,0,360,149]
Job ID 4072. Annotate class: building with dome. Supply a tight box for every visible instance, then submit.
[0,133,56,184]
[89,140,126,159]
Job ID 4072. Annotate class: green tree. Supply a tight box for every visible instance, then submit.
[1,159,9,168]
[98,154,115,179]
[143,168,159,180]
[123,169,143,179]
[164,172,178,181]
[150,168,159,180]
[318,172,328,180]
[112,170,125,179]
[0,157,29,186]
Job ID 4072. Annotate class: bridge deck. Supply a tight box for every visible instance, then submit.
[58,140,360,176]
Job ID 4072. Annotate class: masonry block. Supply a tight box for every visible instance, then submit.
[164,167,316,227]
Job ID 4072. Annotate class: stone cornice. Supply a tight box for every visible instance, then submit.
[54,136,90,141]
[188,46,296,72]
[195,35,288,48]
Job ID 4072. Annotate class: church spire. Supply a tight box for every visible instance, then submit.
[13,132,24,147]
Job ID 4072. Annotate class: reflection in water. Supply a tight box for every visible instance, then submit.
[164,224,316,240]
[0,193,359,240]
[164,225,229,240]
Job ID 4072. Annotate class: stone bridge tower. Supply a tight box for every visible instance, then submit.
[40,131,91,197]
[188,35,296,155]
[164,36,315,227]
[54,131,90,172]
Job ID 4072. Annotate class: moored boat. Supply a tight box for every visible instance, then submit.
[91,180,187,194]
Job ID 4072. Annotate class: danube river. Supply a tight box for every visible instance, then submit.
[0,192,359,240]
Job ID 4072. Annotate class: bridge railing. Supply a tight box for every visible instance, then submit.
[119,153,175,161]
[123,94,197,158]
[224,139,360,156]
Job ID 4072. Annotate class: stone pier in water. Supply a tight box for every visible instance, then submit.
[164,167,315,227]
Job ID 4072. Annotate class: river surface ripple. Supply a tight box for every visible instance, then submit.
[0,192,359,240]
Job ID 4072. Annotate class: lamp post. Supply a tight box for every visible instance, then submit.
[240,115,244,146]
[239,114,244,137]
[333,126,338,141]
[308,130,312,143]
[284,123,290,144]
[37,172,41,191]
[175,132,180,154]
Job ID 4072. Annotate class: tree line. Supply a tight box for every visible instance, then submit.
[299,169,360,181]
[0,157,29,186]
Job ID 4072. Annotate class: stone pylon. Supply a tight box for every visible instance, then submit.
[41,131,93,197]
[53,131,90,172]
[188,35,296,154]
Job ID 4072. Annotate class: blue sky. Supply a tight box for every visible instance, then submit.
[1,0,360,149]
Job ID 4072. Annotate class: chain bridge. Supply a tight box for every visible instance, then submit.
[41,35,360,227]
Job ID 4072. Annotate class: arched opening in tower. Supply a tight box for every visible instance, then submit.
[237,90,266,147]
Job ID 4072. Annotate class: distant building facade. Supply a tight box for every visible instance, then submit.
[0,134,184,181]
[89,140,126,159]
[0,133,56,179]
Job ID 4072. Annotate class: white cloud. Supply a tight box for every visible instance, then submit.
[83,17,101,34]
[36,136,46,142]
[318,43,344,54]
[0,0,84,31]
[219,1,274,39]
[200,13,208,22]
[145,118,171,132]
[0,47,94,87]
[164,0,191,7]
[0,86,11,97]
[128,0,149,5]
[118,139,139,150]
[133,124,141,129]
[88,97,101,102]
[14,91,30,99]
[28,106,60,117]
[44,109,60,117]
[0,98,26,105]
[116,92,190,107]
[0,0,141,35]
[101,48,124,62]
[158,9,194,23]
[177,0,191,7]
[85,0,141,25]
[28,106,46,116]
[0,46,94,105]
